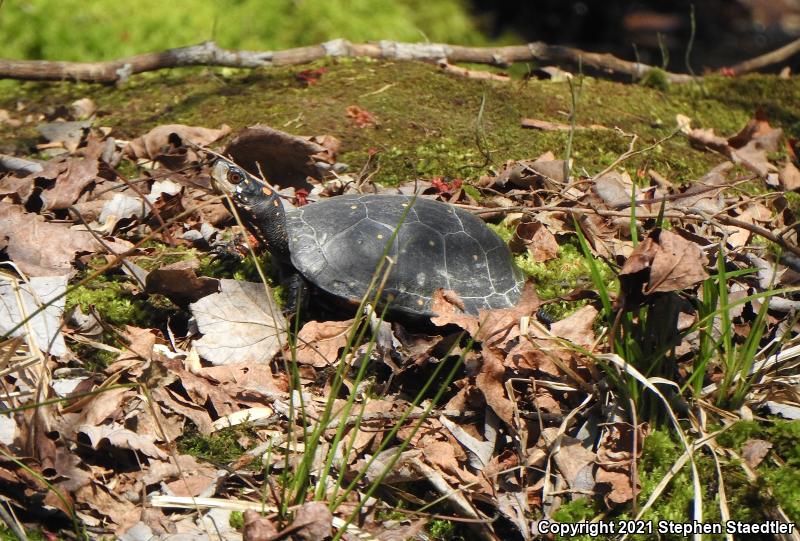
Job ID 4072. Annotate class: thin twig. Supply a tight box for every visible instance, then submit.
[728,37,800,75]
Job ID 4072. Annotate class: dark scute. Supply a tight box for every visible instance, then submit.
[444,233,493,297]
[486,246,522,294]
[320,219,398,299]
[289,195,367,246]
[462,210,506,250]
[393,222,447,307]
[413,199,464,234]
[365,196,420,227]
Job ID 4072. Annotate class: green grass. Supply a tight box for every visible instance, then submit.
[0,0,487,62]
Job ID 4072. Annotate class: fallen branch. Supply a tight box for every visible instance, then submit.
[0,39,695,84]
[728,36,800,75]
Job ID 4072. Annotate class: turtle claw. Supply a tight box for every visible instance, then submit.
[209,235,248,263]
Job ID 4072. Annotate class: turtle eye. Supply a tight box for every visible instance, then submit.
[227,169,244,184]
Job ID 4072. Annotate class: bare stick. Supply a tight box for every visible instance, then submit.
[728,37,800,75]
[0,39,695,84]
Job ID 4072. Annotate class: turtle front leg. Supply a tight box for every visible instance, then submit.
[283,272,310,318]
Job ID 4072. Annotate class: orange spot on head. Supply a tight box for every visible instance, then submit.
[273,200,279,207]
[262,187,273,196]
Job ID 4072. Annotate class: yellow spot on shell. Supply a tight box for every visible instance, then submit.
[377,234,384,239]
[428,240,435,246]
[273,200,279,207]
[350,205,358,209]
[417,299,424,306]
[473,254,479,261]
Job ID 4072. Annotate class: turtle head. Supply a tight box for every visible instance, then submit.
[210,158,289,257]
[211,158,282,210]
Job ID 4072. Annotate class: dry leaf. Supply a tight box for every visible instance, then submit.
[164,468,221,498]
[145,260,220,305]
[75,482,139,531]
[595,422,649,507]
[779,160,800,191]
[646,230,708,293]
[0,201,96,276]
[77,423,167,460]
[550,305,598,348]
[741,438,772,469]
[295,319,354,367]
[0,274,68,356]
[223,125,336,190]
[594,170,641,208]
[243,509,279,541]
[125,124,230,161]
[190,279,287,365]
[476,345,515,427]
[510,219,559,262]
[37,120,91,151]
[292,501,333,541]
[549,434,596,491]
[619,229,708,304]
[71,98,96,119]
[346,105,377,128]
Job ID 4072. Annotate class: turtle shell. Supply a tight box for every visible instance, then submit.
[285,194,523,316]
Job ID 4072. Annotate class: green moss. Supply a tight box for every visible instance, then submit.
[70,342,118,373]
[229,511,245,530]
[517,241,614,301]
[427,519,461,541]
[66,274,177,329]
[134,242,208,271]
[547,425,793,541]
[486,223,615,320]
[551,498,597,523]
[716,420,800,522]
[178,423,258,464]
[66,279,144,326]
[635,429,699,526]
[640,68,670,92]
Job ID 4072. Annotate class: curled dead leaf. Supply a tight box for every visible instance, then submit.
[125,123,230,162]
[619,229,708,307]
[145,260,220,306]
[476,345,516,427]
[222,125,336,190]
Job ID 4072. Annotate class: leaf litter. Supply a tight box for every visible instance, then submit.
[0,102,798,540]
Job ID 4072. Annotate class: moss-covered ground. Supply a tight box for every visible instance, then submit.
[552,421,800,541]
[3,60,799,185]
